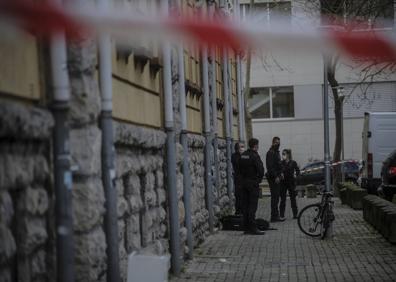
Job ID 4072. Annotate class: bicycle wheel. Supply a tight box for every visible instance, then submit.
[297,203,323,237]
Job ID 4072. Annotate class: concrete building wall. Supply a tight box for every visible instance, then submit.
[253,117,364,169]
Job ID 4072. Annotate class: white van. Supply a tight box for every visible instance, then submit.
[361,112,396,194]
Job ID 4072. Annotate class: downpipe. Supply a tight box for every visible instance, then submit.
[177,36,193,258]
[202,45,214,234]
[97,0,121,279]
[162,0,181,274]
[50,28,74,282]
[222,49,233,199]
[209,2,220,212]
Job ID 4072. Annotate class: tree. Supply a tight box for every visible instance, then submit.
[300,0,394,187]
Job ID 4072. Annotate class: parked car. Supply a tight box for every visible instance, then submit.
[296,160,359,187]
[378,150,396,201]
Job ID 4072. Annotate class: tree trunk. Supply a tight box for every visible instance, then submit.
[243,0,255,141]
[327,57,344,191]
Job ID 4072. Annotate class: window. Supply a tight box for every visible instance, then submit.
[241,1,292,26]
[249,86,294,119]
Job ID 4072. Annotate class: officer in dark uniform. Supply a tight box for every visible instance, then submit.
[280,149,300,220]
[266,136,284,222]
[239,138,265,235]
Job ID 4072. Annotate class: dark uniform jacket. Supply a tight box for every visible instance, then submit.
[281,160,300,184]
[231,152,242,183]
[239,149,265,185]
[266,147,282,180]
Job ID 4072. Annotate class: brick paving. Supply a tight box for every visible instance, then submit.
[171,197,396,282]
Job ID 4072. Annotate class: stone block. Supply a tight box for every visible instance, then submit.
[18,218,47,255]
[0,191,14,225]
[0,101,53,140]
[124,174,141,197]
[113,122,166,149]
[0,154,35,190]
[350,189,368,210]
[70,126,102,176]
[129,195,143,214]
[178,201,185,224]
[156,189,167,206]
[31,249,46,278]
[74,226,107,282]
[0,224,16,264]
[117,196,129,218]
[118,219,125,242]
[33,155,50,184]
[18,186,48,216]
[72,179,105,233]
[155,170,164,190]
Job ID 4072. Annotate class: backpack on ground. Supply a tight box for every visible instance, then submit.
[220,215,276,231]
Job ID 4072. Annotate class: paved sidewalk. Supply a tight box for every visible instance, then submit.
[171,197,396,282]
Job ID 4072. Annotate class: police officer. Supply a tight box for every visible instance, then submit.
[231,142,244,215]
[239,138,265,235]
[280,149,300,220]
[266,136,284,222]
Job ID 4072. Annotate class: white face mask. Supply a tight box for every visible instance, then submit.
[282,155,287,160]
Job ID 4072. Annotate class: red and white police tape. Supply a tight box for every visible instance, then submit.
[1,0,396,62]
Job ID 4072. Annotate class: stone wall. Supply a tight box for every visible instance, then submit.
[67,40,107,282]
[186,134,209,245]
[215,139,232,219]
[0,101,54,282]
[113,122,169,281]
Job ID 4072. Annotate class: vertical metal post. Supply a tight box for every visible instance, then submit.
[323,55,331,193]
[97,0,120,280]
[162,0,181,275]
[323,54,333,238]
[341,105,345,183]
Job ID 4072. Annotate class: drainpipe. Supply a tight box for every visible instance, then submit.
[97,0,120,281]
[208,2,219,208]
[176,0,193,260]
[234,0,244,144]
[162,0,181,275]
[222,49,233,199]
[202,37,214,233]
[50,10,74,282]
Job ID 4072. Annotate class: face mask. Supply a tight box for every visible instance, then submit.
[273,144,280,150]
[282,155,287,160]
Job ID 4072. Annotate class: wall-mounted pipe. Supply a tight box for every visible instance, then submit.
[97,0,120,280]
[176,0,193,260]
[222,49,233,199]
[161,0,181,275]
[202,41,215,234]
[209,1,220,215]
[234,0,245,144]
[50,3,74,280]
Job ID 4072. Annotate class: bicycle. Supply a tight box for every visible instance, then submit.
[297,191,335,239]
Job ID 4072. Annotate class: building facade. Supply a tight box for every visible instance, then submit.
[0,1,244,281]
[241,0,396,168]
